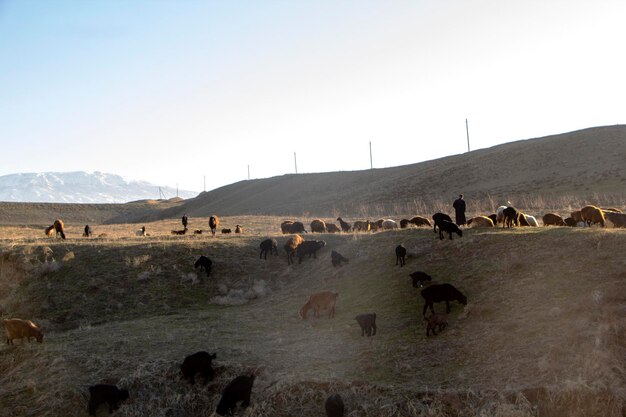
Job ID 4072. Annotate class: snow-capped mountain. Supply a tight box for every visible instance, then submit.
[0,172,198,203]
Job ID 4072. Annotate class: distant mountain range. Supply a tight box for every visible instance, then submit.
[0,171,198,203]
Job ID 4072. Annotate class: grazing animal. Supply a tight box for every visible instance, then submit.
[355,313,377,337]
[421,283,467,316]
[466,216,494,228]
[353,220,371,232]
[88,384,129,416]
[425,313,449,336]
[46,219,66,239]
[564,217,578,227]
[299,291,338,319]
[495,205,508,225]
[259,238,279,259]
[194,255,212,277]
[395,244,407,267]
[171,228,188,235]
[181,351,216,385]
[325,394,345,417]
[542,213,566,226]
[336,217,351,232]
[326,223,341,233]
[222,228,232,234]
[296,240,326,263]
[135,226,147,236]
[216,374,256,416]
[235,225,243,233]
[581,205,606,227]
[503,207,521,228]
[83,224,92,237]
[487,213,498,225]
[436,220,463,240]
[284,234,304,265]
[604,211,626,228]
[571,210,584,224]
[381,219,398,230]
[409,216,432,227]
[310,219,327,233]
[371,219,384,232]
[601,207,622,213]
[3,319,43,344]
[209,215,220,237]
[410,271,432,288]
[281,221,307,234]
[331,250,348,267]
[432,213,452,233]
[194,229,203,234]
[522,214,538,226]
[400,219,411,229]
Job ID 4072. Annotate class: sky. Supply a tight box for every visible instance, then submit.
[1,0,625,193]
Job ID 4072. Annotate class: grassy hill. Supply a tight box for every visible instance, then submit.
[0,217,624,416]
[146,125,626,219]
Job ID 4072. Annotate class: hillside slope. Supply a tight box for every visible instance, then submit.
[153,125,626,218]
[0,221,624,416]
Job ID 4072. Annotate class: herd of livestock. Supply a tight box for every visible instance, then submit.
[3,203,624,416]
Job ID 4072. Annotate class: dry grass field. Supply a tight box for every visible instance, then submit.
[1,211,625,417]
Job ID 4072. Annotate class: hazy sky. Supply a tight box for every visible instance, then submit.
[2,1,625,193]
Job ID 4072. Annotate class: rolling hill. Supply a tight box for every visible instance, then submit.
[148,125,626,219]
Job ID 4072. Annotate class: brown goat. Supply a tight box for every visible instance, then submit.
[3,319,43,344]
[425,313,448,336]
[299,291,338,319]
[326,224,340,233]
[45,219,66,239]
[235,225,243,234]
[581,205,606,227]
[209,216,220,237]
[571,210,584,224]
[284,234,304,265]
[310,219,327,233]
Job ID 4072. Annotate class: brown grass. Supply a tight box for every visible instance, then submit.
[0,216,625,416]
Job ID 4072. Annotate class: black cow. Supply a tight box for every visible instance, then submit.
[421,283,467,316]
[436,220,463,240]
[395,244,406,267]
[88,384,129,416]
[355,313,377,337]
[259,238,279,260]
[410,271,432,288]
[181,351,216,385]
[194,255,212,277]
[216,374,256,416]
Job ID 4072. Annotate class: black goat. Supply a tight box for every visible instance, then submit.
[181,351,216,385]
[410,271,432,288]
[421,283,467,316]
[88,384,129,416]
[432,213,452,233]
[331,250,349,267]
[259,238,279,260]
[395,244,407,267]
[436,220,463,240]
[325,393,345,417]
[296,240,326,263]
[355,313,377,337]
[216,374,256,416]
[336,217,351,232]
[194,255,212,277]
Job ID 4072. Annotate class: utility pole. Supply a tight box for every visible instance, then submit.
[294,152,298,174]
[247,165,250,180]
[203,176,206,192]
[369,141,373,169]
[466,118,470,152]
[176,183,179,198]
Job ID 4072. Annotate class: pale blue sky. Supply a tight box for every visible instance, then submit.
[2,1,625,193]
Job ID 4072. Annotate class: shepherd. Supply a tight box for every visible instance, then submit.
[453,194,466,226]
[182,214,189,229]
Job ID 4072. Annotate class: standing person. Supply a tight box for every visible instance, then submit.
[453,194,466,226]
[182,214,188,229]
